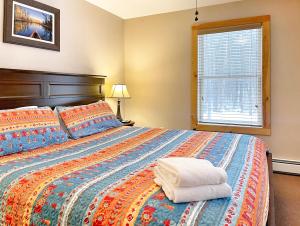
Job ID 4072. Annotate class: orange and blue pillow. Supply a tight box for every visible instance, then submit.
[56,101,122,139]
[0,107,68,157]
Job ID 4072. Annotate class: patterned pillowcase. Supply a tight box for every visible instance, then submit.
[56,101,122,139]
[54,107,72,138]
[0,107,68,157]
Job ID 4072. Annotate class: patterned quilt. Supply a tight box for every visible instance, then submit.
[0,126,269,226]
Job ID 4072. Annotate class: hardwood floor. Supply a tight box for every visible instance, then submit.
[273,173,300,226]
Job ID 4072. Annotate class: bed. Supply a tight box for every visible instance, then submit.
[0,68,275,226]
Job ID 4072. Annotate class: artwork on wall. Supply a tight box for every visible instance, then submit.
[3,0,60,51]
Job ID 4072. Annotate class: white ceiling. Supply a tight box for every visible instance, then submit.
[86,0,242,19]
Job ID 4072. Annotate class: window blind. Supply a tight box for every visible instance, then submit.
[197,27,263,127]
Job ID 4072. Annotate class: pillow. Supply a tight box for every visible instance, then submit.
[0,107,68,157]
[56,101,122,139]
[53,107,72,138]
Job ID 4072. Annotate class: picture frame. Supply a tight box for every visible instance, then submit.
[3,0,60,51]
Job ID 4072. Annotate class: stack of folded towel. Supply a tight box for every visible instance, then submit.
[154,157,232,203]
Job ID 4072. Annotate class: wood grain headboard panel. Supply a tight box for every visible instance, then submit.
[0,68,106,110]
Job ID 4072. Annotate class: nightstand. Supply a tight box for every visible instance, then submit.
[122,120,135,126]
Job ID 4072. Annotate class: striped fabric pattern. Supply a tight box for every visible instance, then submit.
[0,107,68,157]
[0,127,269,225]
[56,101,122,139]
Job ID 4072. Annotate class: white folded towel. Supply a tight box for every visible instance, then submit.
[154,177,232,203]
[157,157,227,187]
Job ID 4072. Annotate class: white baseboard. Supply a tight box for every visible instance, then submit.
[272,159,300,175]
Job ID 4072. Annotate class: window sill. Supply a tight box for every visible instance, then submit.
[193,123,271,136]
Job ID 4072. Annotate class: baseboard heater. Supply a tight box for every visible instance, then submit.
[272,159,300,176]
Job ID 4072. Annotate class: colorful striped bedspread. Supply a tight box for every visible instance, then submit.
[0,126,269,226]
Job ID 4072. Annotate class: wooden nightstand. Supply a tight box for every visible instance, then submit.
[122,120,135,126]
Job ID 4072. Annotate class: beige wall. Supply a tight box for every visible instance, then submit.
[0,0,124,111]
[124,0,300,161]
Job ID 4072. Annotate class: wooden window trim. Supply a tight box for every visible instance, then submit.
[191,15,271,136]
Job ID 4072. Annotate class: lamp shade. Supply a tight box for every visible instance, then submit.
[109,84,130,99]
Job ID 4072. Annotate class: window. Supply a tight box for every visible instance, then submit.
[192,16,270,135]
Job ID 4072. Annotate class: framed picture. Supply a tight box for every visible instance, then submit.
[3,0,60,51]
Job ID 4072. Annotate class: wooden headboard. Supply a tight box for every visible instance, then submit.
[0,68,106,110]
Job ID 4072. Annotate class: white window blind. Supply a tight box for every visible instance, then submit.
[197,27,263,127]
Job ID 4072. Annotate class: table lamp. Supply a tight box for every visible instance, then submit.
[109,84,130,122]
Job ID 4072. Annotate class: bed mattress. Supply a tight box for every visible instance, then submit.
[0,126,269,225]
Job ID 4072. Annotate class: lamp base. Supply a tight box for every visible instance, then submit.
[116,99,123,122]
